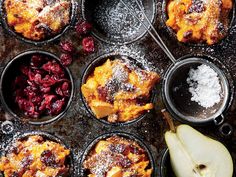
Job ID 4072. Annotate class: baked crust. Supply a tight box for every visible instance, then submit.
[4,0,71,40]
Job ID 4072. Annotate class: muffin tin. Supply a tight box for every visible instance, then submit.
[0,0,235,176]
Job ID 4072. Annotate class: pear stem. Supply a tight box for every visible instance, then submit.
[161,109,176,132]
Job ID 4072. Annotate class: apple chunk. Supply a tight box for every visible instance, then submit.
[165,125,233,177]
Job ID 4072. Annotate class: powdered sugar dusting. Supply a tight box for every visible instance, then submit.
[93,0,145,40]
[187,64,222,108]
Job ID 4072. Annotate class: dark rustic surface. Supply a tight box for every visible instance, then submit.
[0,0,235,176]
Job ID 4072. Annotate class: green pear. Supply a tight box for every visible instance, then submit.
[165,125,233,177]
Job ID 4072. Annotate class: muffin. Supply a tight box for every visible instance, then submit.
[83,135,153,177]
[81,59,160,123]
[4,0,71,40]
[0,135,70,177]
[166,0,233,45]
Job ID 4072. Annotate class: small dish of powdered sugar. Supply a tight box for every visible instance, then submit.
[187,64,222,108]
[163,57,230,125]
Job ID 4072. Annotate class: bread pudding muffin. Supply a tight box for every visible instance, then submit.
[81,59,160,123]
[0,135,70,177]
[4,0,71,40]
[166,0,233,45]
[83,135,153,177]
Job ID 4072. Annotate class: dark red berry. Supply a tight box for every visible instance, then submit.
[30,55,44,67]
[42,61,64,76]
[50,98,65,115]
[60,53,73,66]
[12,56,71,119]
[60,41,74,53]
[76,21,92,36]
[40,150,56,167]
[82,37,95,53]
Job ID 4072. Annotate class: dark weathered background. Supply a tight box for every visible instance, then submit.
[0,0,235,176]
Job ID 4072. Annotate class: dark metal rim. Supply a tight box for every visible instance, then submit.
[161,0,236,47]
[160,148,170,177]
[0,50,75,126]
[162,54,233,126]
[0,131,76,177]
[80,52,156,126]
[0,0,78,46]
[81,0,157,45]
[79,131,157,177]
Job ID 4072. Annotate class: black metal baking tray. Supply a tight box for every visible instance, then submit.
[0,0,235,176]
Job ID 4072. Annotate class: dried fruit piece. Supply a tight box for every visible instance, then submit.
[60,53,72,66]
[60,41,74,53]
[82,37,95,53]
[76,21,92,36]
[11,55,71,119]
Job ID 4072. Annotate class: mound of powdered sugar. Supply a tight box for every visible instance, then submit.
[187,64,222,108]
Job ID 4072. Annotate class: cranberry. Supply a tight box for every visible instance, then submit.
[60,41,74,53]
[12,56,71,118]
[33,73,42,84]
[56,82,70,97]
[50,98,65,115]
[17,99,35,115]
[30,55,44,67]
[76,21,92,36]
[60,53,73,66]
[42,61,64,76]
[31,95,43,106]
[82,37,95,53]
[55,82,70,97]
[41,75,57,87]
[61,82,70,97]
[41,94,57,110]
[40,150,56,167]
[41,86,51,93]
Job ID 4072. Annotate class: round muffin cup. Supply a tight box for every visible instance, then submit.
[79,132,157,177]
[0,0,78,46]
[80,52,156,126]
[160,149,175,177]
[162,55,233,126]
[0,50,75,125]
[161,0,236,47]
[0,131,75,177]
[81,0,157,45]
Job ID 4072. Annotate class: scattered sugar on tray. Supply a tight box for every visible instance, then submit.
[187,64,222,108]
[93,0,144,39]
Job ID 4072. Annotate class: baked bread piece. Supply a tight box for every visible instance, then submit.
[81,59,160,123]
[5,0,71,40]
[83,136,153,177]
[166,0,233,45]
[0,135,70,177]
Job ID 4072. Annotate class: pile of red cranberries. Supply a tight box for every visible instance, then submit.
[12,55,71,118]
